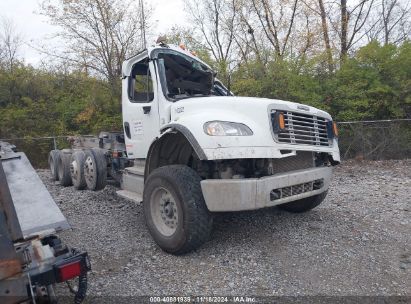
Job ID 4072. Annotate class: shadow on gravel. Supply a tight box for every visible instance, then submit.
[197,203,348,255]
[37,163,411,296]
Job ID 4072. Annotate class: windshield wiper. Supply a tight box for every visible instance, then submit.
[168,93,210,101]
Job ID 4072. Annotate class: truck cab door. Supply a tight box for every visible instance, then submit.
[122,57,160,159]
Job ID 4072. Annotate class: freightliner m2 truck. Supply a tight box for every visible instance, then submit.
[49,43,340,255]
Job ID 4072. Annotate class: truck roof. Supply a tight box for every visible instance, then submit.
[122,44,212,78]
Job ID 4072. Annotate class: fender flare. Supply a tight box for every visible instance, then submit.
[144,124,207,180]
[160,124,207,160]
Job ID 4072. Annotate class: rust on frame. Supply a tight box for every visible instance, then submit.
[0,259,22,280]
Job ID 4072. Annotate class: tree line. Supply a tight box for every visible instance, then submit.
[0,0,410,139]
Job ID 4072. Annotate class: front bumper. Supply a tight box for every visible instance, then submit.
[200,166,332,212]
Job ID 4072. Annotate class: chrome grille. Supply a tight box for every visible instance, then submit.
[273,111,331,147]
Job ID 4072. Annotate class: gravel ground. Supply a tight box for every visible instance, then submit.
[37,160,411,299]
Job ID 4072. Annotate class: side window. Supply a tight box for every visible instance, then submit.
[128,61,154,103]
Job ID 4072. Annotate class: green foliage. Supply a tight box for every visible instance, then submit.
[230,41,410,121]
[0,65,120,138]
[329,41,410,120]
[0,41,409,141]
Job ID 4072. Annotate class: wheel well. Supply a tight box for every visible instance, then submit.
[145,131,200,179]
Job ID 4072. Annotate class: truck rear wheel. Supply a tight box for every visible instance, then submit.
[143,165,213,255]
[48,150,60,181]
[84,148,107,191]
[70,151,87,190]
[278,191,328,213]
[57,150,73,187]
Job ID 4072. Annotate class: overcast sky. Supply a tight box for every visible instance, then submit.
[0,0,187,65]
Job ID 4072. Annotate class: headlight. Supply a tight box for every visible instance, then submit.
[204,121,253,136]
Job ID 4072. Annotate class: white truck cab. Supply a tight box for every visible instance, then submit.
[119,43,339,254]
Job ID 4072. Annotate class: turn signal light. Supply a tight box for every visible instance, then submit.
[278,112,285,130]
[332,122,339,137]
[179,43,186,50]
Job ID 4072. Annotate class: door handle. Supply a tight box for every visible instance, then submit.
[124,122,131,139]
[143,106,151,114]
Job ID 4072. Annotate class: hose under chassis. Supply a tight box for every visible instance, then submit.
[66,248,88,304]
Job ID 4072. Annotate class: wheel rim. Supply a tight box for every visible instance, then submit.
[84,156,96,185]
[70,160,79,182]
[150,187,179,237]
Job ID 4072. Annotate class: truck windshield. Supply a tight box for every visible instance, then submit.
[157,51,230,100]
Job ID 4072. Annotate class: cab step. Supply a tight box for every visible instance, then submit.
[116,190,143,204]
[120,164,145,200]
[124,165,144,176]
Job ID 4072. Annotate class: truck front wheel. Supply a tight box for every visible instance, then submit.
[278,191,328,213]
[143,165,213,255]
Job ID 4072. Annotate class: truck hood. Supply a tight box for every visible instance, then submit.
[170,96,331,121]
[164,96,337,160]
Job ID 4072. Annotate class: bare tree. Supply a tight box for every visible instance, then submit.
[226,0,264,67]
[249,0,300,58]
[185,0,238,83]
[0,17,23,71]
[186,0,408,78]
[318,0,333,71]
[336,0,376,60]
[379,0,410,44]
[301,0,335,70]
[40,0,149,88]
[298,8,319,60]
